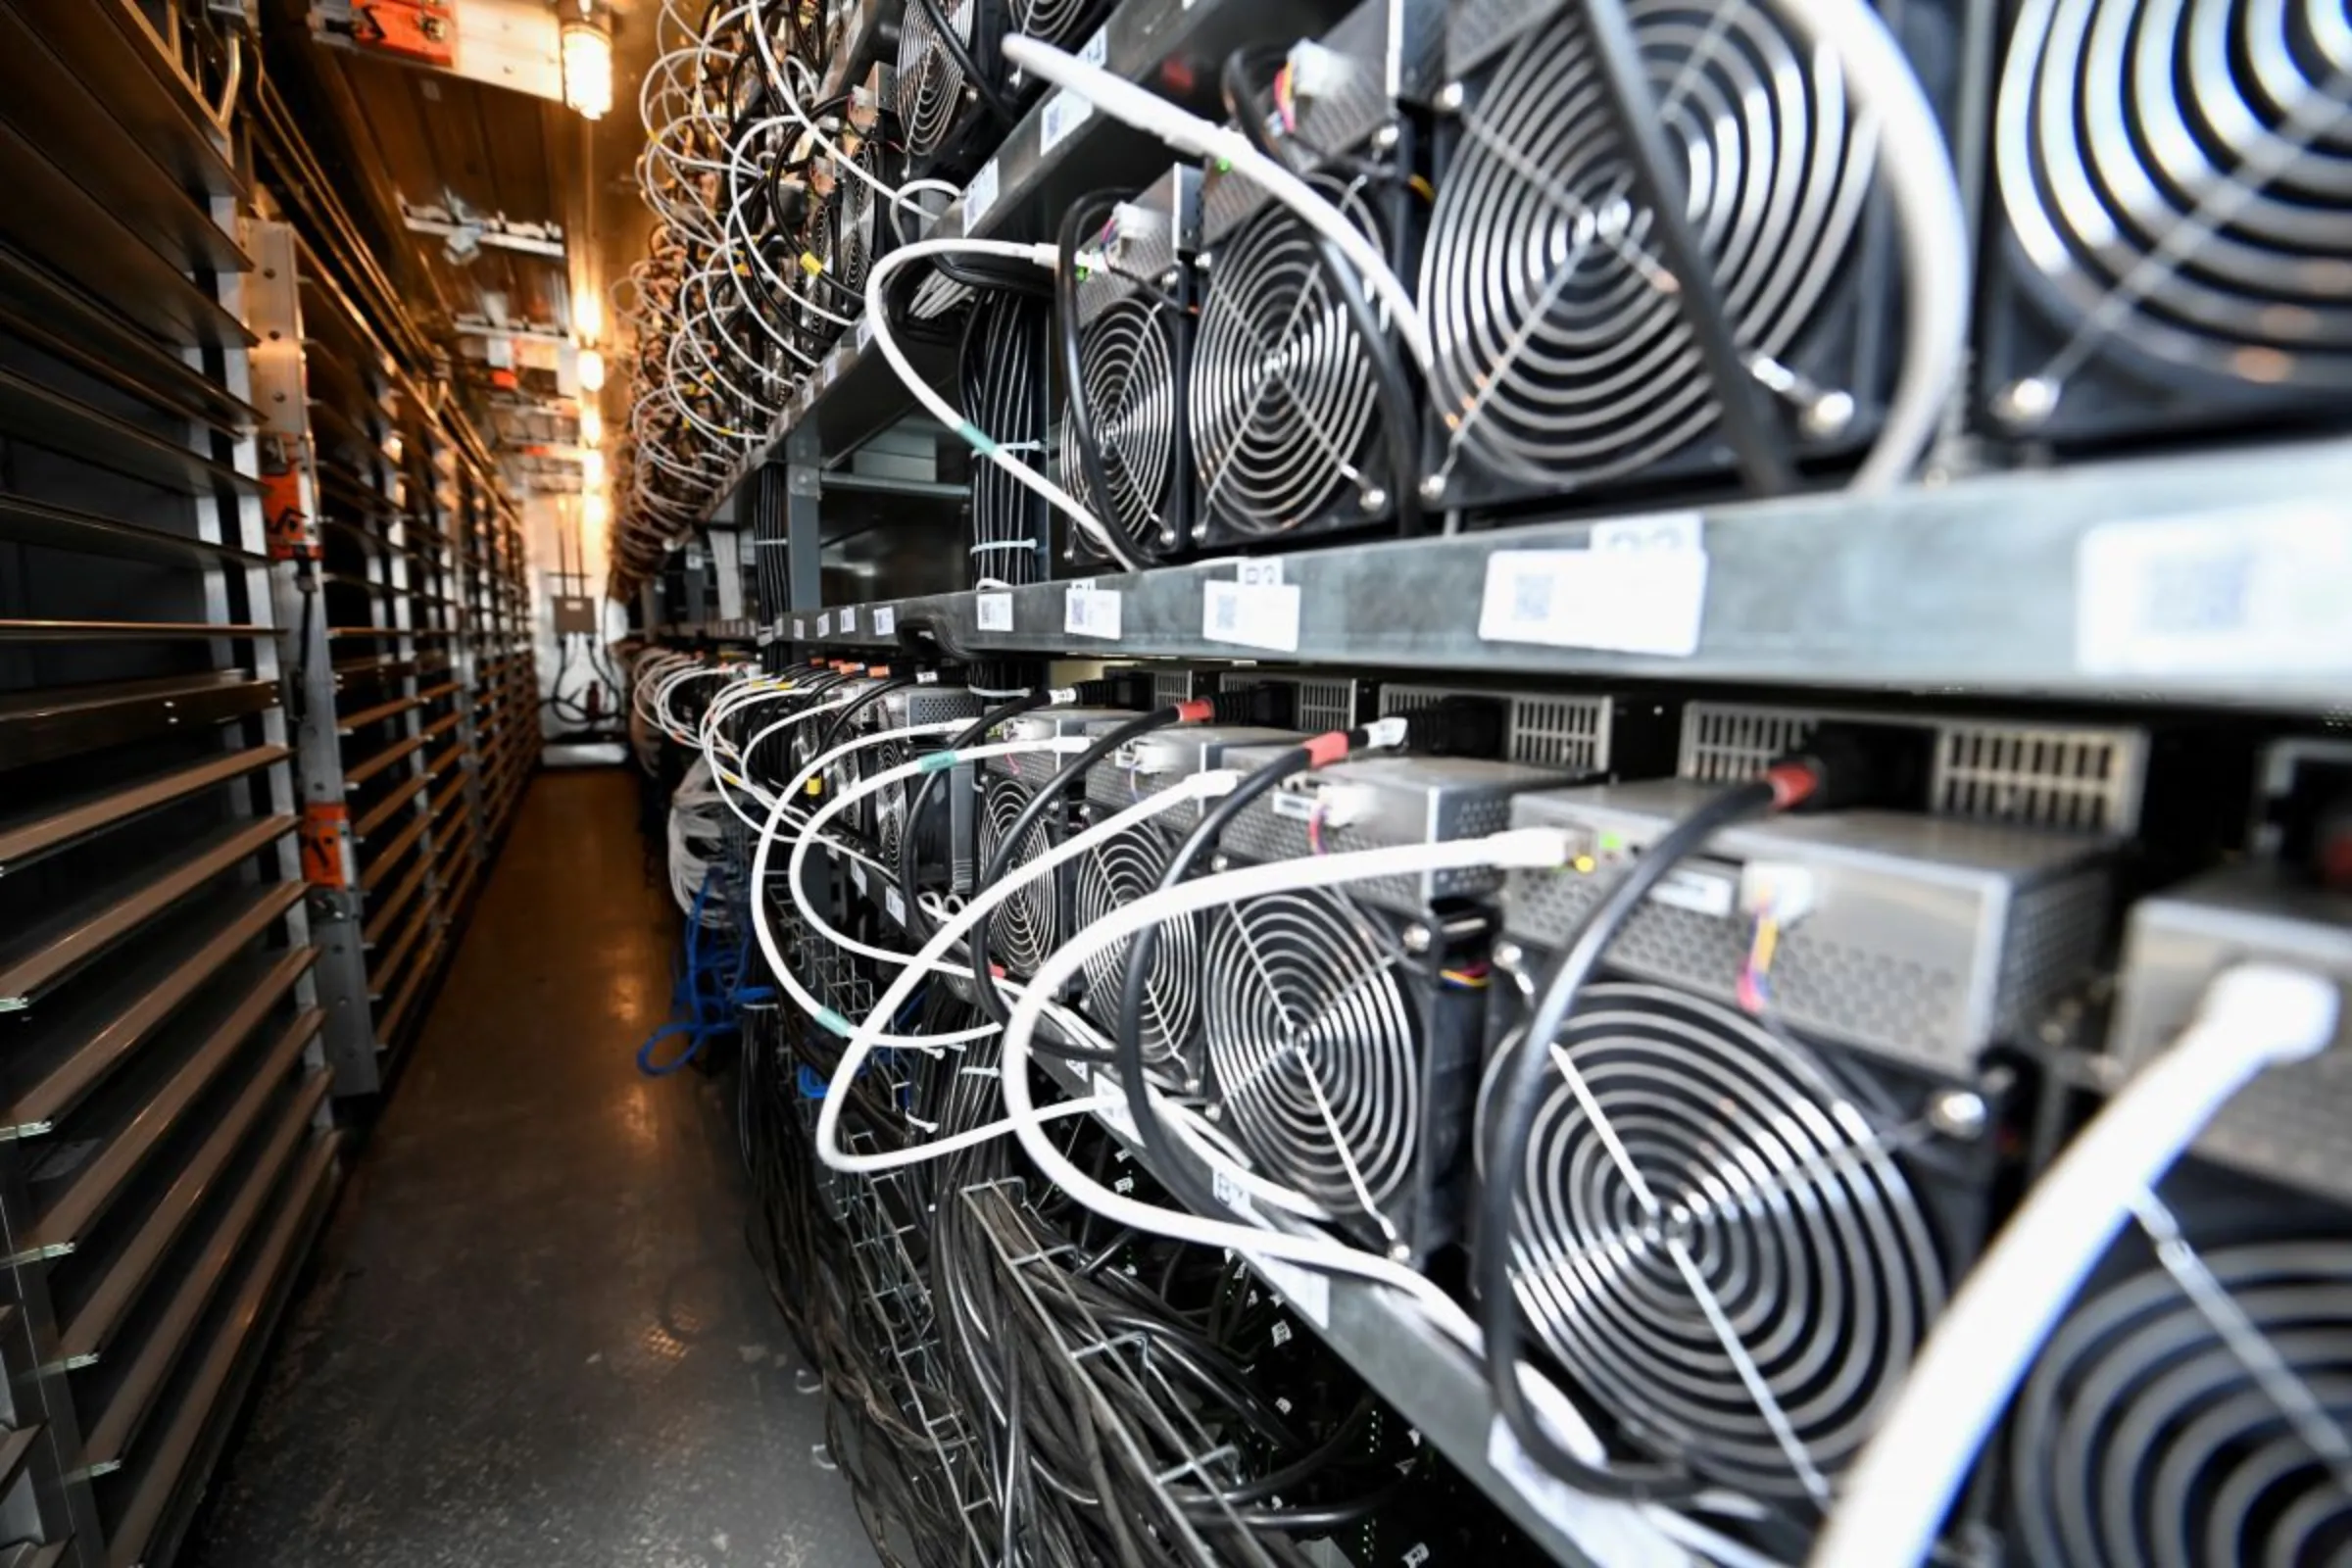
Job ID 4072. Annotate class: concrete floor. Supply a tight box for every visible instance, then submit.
[186,770,879,1568]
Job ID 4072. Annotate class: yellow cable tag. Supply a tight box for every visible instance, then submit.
[805,779,824,796]
[799,253,825,277]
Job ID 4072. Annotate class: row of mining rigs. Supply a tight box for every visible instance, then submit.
[955,0,2352,576]
[638,600,2352,1567]
[637,650,1583,1567]
[616,0,2352,1563]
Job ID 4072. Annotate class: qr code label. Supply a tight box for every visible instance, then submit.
[975,593,1013,631]
[2078,506,2352,676]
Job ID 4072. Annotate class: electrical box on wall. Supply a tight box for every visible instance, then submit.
[553,596,598,635]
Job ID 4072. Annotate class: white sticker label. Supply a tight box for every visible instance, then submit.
[1237,558,1284,586]
[855,317,873,354]
[975,592,1013,631]
[884,885,906,925]
[872,607,896,637]
[1647,865,1735,918]
[823,355,840,388]
[757,626,777,647]
[816,612,832,636]
[1480,529,1708,658]
[1202,579,1300,652]
[1064,586,1122,639]
[1268,789,1316,821]
[851,861,869,893]
[1486,1418,1685,1568]
[1040,89,1093,154]
[2076,506,2352,676]
[841,606,858,633]
[1079,24,1109,65]
[1248,1253,1330,1329]
[1210,1167,1256,1219]
[964,160,1001,228]
[794,618,807,640]
[1087,1066,1138,1136]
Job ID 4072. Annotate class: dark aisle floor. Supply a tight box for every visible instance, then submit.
[186,770,879,1568]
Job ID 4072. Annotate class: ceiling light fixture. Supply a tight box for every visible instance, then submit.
[578,403,604,446]
[561,3,613,122]
[576,346,606,392]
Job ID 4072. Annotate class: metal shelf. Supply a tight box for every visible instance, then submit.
[771,437,2352,712]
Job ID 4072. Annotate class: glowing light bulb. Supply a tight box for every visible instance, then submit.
[581,449,607,487]
[578,403,604,446]
[562,13,613,121]
[576,347,606,392]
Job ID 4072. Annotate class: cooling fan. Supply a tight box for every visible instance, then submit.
[1073,819,1200,1065]
[1491,980,1947,1500]
[1189,4,1438,546]
[1062,168,1200,568]
[2008,1235,2352,1567]
[894,0,1011,175]
[976,769,1060,976]
[1980,0,2352,445]
[1204,754,1562,1258]
[1418,0,1902,511]
[960,291,1055,587]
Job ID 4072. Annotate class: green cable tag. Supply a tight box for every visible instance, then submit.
[918,750,960,773]
[956,420,1001,458]
[817,1007,852,1038]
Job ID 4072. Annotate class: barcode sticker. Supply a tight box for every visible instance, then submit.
[841,606,858,633]
[1080,24,1109,65]
[1248,1254,1330,1329]
[2077,506,2352,675]
[794,618,807,640]
[1486,1419,1685,1567]
[1201,579,1300,652]
[1064,586,1122,639]
[856,317,873,354]
[964,160,1002,227]
[884,885,906,924]
[1040,89,1093,154]
[816,612,832,636]
[1210,1168,1257,1219]
[873,607,897,636]
[976,592,1013,631]
[1479,530,1708,658]
[851,861,868,893]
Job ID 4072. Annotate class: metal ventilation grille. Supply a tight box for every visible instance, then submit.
[1379,684,1613,772]
[1289,680,1359,733]
[870,736,911,869]
[1419,0,1875,494]
[1504,981,1945,1498]
[2010,1240,2352,1566]
[1152,668,1209,707]
[962,293,1052,586]
[1934,723,2144,834]
[1189,175,1387,535]
[1678,703,1819,783]
[1202,890,1417,1217]
[836,146,882,298]
[1995,0,2352,402]
[977,772,1056,974]
[896,0,970,161]
[1071,296,1181,547]
[1073,822,1198,1064]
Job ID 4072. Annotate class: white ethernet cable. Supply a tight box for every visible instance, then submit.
[809,765,1242,1173]
[863,236,1145,572]
[1811,962,2341,1568]
[1003,0,1966,494]
[748,734,1100,1050]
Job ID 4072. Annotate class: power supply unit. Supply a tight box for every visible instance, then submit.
[978,707,1144,975]
[1378,679,1682,776]
[1189,0,1444,547]
[1482,779,2117,1524]
[1416,0,1957,514]
[862,683,990,904]
[1203,754,1566,1260]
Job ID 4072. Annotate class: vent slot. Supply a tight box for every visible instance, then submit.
[1378,683,1613,773]
[1679,704,1819,784]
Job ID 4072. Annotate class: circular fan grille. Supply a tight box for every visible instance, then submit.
[1201,888,1417,1215]
[964,293,1052,582]
[976,772,1056,974]
[1420,2,1874,491]
[2011,1240,2352,1567]
[895,0,970,160]
[837,147,881,298]
[1073,821,1198,1064]
[1997,0,2352,392]
[1070,296,1181,545]
[1189,178,1386,535]
[1010,0,1091,47]
[870,737,910,868]
[1503,981,1943,1496]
